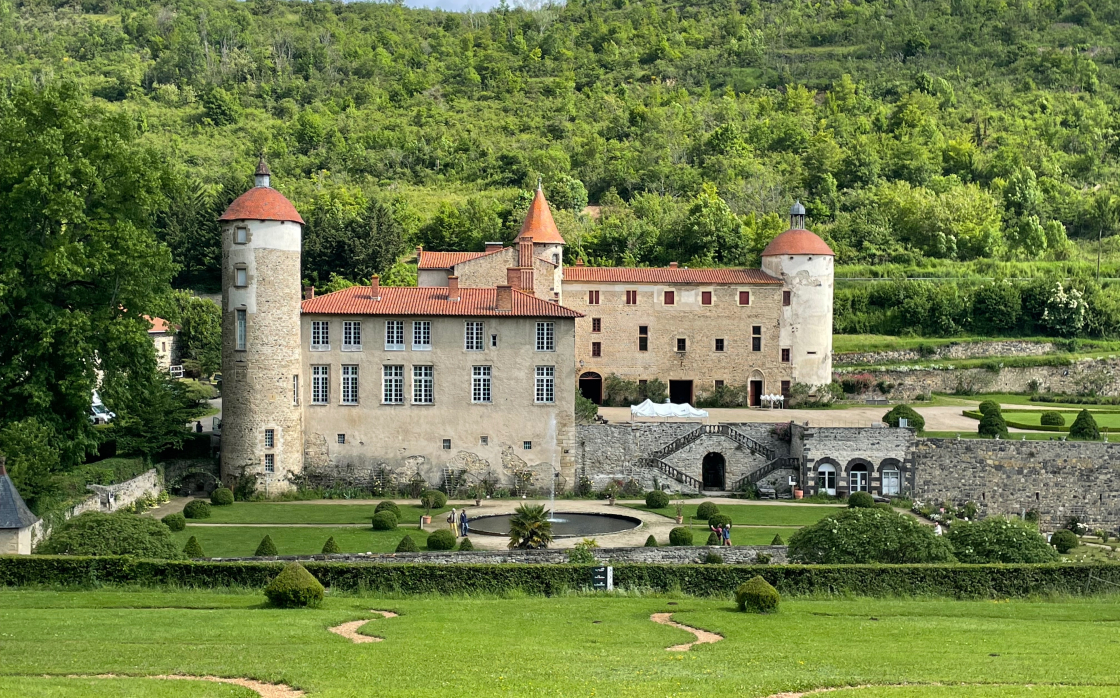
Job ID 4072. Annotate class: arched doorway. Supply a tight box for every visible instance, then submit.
[579,372,603,405]
[702,452,726,490]
[849,463,869,493]
[817,463,837,496]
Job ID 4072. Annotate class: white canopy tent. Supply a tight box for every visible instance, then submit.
[630,399,709,420]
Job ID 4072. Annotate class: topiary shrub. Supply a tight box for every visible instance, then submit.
[183,536,204,558]
[210,487,234,506]
[1051,528,1079,554]
[264,562,324,608]
[755,553,772,564]
[371,510,399,531]
[644,534,658,547]
[947,517,1059,563]
[770,533,784,545]
[645,490,670,509]
[736,575,780,613]
[848,491,875,509]
[427,528,456,551]
[704,551,723,564]
[695,501,720,520]
[708,514,732,529]
[420,489,447,512]
[183,500,212,519]
[37,512,183,559]
[669,527,693,546]
[458,537,474,551]
[1069,409,1100,440]
[395,535,419,553]
[978,411,1008,438]
[161,513,186,532]
[882,404,925,432]
[255,535,278,556]
[321,536,341,554]
[706,531,721,545]
[1040,411,1066,427]
[978,400,1002,417]
[375,500,401,518]
[788,508,956,564]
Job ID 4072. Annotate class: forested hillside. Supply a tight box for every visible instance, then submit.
[5,0,1120,333]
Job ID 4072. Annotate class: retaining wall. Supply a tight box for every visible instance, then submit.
[835,340,1057,366]
[30,469,163,548]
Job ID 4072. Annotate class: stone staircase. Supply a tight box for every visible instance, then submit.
[636,424,780,493]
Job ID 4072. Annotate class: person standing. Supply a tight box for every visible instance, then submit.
[459,509,468,537]
[722,522,732,547]
[447,507,458,535]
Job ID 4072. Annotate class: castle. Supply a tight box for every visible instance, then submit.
[219,161,834,493]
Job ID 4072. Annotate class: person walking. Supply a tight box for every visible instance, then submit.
[447,507,458,535]
[459,509,468,537]
[722,522,732,546]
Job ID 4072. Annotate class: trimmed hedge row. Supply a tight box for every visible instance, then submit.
[3,556,1119,598]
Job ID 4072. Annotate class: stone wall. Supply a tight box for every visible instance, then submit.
[204,544,788,565]
[795,425,916,495]
[835,340,1057,366]
[912,439,1120,529]
[30,468,164,548]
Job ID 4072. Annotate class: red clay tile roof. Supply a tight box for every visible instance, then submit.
[146,315,171,333]
[562,267,780,284]
[519,187,565,245]
[418,248,507,270]
[761,229,834,257]
[219,186,305,224]
[301,285,582,318]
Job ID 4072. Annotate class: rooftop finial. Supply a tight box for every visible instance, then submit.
[789,200,806,230]
[255,153,271,188]
[537,176,542,191]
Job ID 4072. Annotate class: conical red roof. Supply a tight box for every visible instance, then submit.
[519,186,565,244]
[220,186,304,224]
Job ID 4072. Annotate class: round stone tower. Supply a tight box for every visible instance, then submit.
[761,201,835,387]
[218,157,305,491]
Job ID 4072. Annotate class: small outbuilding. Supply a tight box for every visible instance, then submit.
[0,456,40,555]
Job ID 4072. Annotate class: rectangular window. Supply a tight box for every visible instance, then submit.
[523,441,532,450]
[311,321,329,351]
[626,290,638,305]
[292,375,299,405]
[536,322,555,351]
[591,341,602,357]
[638,325,648,352]
[752,335,762,352]
[382,365,404,404]
[337,434,346,444]
[535,366,555,403]
[264,429,274,448]
[490,333,498,348]
[342,321,362,351]
[442,438,452,450]
[341,365,359,405]
[781,348,791,363]
[739,291,750,306]
[413,321,431,350]
[591,318,601,333]
[264,453,274,473]
[663,290,675,305]
[413,365,434,404]
[480,435,489,445]
[588,290,600,305]
[311,365,329,405]
[465,321,484,351]
[715,338,725,352]
[715,380,725,389]
[235,267,247,287]
[701,291,712,306]
[235,226,248,244]
[472,365,492,403]
[676,337,687,352]
[385,320,404,350]
[783,290,791,306]
[236,309,247,350]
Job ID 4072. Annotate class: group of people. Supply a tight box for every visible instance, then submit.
[447,508,469,537]
[710,522,732,546]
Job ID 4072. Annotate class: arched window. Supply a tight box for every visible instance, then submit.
[882,467,901,496]
[817,463,837,496]
[849,463,869,493]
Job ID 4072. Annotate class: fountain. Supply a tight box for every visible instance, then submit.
[466,512,642,538]
[547,469,565,523]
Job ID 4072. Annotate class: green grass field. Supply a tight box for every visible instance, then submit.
[3,590,1120,697]
[200,502,451,525]
[172,526,432,557]
[625,503,844,527]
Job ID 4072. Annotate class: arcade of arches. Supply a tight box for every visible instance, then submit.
[814,458,904,497]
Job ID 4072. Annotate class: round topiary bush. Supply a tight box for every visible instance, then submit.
[371,510,399,531]
[37,512,183,559]
[978,400,1002,417]
[1040,411,1066,427]
[427,528,457,550]
[645,490,670,509]
[704,551,724,564]
[162,512,186,532]
[947,517,1059,563]
[706,531,721,545]
[395,535,419,553]
[375,500,401,518]
[264,562,324,608]
[183,535,204,558]
[708,514,732,529]
[978,411,1008,438]
[1051,528,1079,554]
[183,500,212,519]
[321,536,341,554]
[420,489,447,511]
[695,501,720,521]
[255,535,278,556]
[210,487,234,506]
[644,534,658,547]
[788,508,956,564]
[669,527,693,546]
[736,575,780,613]
[458,537,474,551]
[770,533,784,545]
[848,491,875,509]
[882,404,925,432]
[1069,409,1100,440]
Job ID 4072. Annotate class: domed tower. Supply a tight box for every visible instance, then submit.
[519,183,566,302]
[761,202,835,387]
[218,157,305,491]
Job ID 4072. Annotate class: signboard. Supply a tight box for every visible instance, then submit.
[591,566,613,591]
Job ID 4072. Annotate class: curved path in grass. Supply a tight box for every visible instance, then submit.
[328,609,398,643]
[649,612,723,651]
[49,674,303,698]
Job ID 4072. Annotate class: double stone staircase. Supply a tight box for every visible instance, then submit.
[634,424,797,493]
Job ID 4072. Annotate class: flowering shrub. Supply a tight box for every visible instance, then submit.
[947,517,1059,563]
[788,508,956,564]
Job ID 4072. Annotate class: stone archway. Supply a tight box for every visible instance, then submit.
[702,452,726,490]
[579,372,603,405]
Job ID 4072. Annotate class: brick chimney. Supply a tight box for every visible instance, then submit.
[520,268,535,296]
[506,267,521,289]
[669,261,679,268]
[496,285,513,312]
[518,235,533,267]
[485,241,504,253]
[575,259,584,267]
[303,286,315,300]
[370,275,380,300]
[448,275,460,301]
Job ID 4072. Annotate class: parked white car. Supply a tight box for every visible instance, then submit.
[90,391,115,424]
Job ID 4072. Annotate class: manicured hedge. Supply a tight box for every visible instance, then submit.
[3,556,1119,599]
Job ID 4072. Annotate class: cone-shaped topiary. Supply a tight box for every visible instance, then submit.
[644,534,658,547]
[669,527,693,546]
[162,512,186,532]
[427,528,456,550]
[183,535,204,558]
[706,531,721,545]
[458,537,474,551]
[848,491,875,509]
[395,535,419,553]
[371,510,398,530]
[645,490,670,509]
[183,500,211,519]
[375,500,401,518]
[695,501,720,520]
[771,533,784,545]
[321,536,340,554]
[210,487,234,506]
[736,575,780,613]
[1069,409,1100,440]
[264,562,324,608]
[255,535,278,556]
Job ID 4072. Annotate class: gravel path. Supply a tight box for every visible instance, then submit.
[328,610,398,643]
[649,613,723,651]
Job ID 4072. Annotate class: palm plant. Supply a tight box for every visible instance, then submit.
[507,504,554,550]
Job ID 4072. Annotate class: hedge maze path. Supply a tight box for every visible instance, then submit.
[328,609,399,643]
[649,613,723,651]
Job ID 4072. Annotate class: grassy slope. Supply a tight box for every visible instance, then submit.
[3,591,1120,697]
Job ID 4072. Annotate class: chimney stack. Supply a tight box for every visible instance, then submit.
[370,275,380,300]
[416,245,424,261]
[506,267,522,289]
[303,286,315,300]
[669,261,679,268]
[485,241,504,253]
[520,268,535,295]
[448,275,460,301]
[518,235,533,267]
[496,285,513,312]
[575,259,584,267]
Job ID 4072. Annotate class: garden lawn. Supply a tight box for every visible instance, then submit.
[3,590,1120,697]
[985,409,1120,430]
[171,526,432,557]
[200,502,450,525]
[933,393,1120,410]
[626,502,844,527]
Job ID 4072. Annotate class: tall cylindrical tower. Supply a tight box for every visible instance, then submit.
[761,202,835,387]
[218,157,305,491]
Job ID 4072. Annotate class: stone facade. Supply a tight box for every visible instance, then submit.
[762,250,834,387]
[421,246,560,303]
[794,425,916,497]
[835,340,1058,366]
[0,527,31,555]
